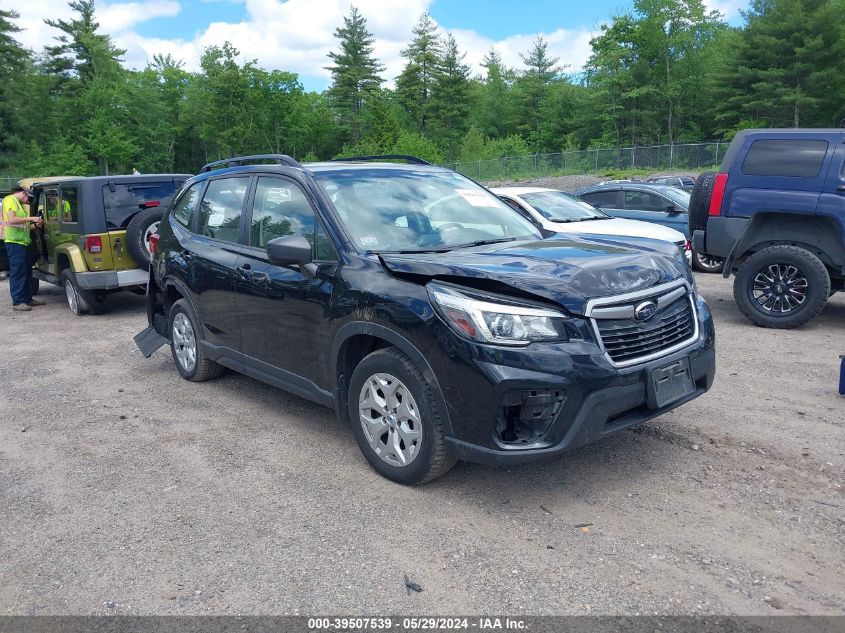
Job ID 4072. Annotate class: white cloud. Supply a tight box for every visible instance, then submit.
[704,0,748,21]
[5,0,597,85]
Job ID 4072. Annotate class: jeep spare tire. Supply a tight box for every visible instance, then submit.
[126,207,164,267]
[688,171,716,234]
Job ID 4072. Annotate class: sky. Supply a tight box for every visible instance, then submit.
[5,0,750,92]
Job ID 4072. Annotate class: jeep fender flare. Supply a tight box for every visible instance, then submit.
[329,322,454,436]
[52,244,88,277]
[722,212,844,278]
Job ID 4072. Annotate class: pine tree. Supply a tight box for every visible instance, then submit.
[45,0,125,84]
[717,0,845,129]
[516,36,560,149]
[325,6,384,142]
[0,8,29,166]
[396,12,442,132]
[476,47,516,139]
[429,34,472,161]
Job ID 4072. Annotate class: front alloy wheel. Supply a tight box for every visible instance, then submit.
[359,373,423,467]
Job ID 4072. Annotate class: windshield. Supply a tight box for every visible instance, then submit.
[314,168,542,252]
[519,191,609,221]
[661,187,691,208]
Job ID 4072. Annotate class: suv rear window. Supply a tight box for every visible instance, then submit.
[103,182,182,228]
[741,139,828,178]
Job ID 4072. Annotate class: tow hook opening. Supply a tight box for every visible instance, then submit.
[496,389,565,446]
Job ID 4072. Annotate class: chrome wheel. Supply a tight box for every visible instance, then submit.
[172,312,197,372]
[65,280,81,314]
[694,252,724,272]
[358,373,423,468]
[752,264,808,313]
[144,221,160,255]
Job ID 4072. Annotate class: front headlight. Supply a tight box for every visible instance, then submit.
[427,283,568,346]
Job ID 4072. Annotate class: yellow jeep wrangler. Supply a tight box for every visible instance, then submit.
[28,174,191,314]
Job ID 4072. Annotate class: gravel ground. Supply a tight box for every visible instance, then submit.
[0,273,843,616]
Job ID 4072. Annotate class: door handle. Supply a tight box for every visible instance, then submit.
[837,185,845,192]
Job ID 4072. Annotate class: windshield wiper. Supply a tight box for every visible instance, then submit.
[451,237,518,249]
[551,216,609,222]
[373,247,453,254]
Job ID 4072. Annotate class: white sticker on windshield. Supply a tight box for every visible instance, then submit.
[456,188,497,207]
[360,236,379,246]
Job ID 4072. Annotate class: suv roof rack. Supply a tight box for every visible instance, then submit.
[331,154,432,166]
[200,154,302,173]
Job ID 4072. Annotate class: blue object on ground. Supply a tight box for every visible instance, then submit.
[840,356,845,396]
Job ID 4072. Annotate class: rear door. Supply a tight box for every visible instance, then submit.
[235,174,337,388]
[618,189,688,236]
[188,175,252,354]
[579,189,622,216]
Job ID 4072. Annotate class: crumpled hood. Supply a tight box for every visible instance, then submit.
[379,236,689,315]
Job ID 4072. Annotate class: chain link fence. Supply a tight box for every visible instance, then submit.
[1,176,20,192]
[444,141,726,182]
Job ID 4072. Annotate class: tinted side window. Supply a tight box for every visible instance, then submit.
[624,191,669,212]
[741,139,828,178]
[581,190,618,207]
[103,182,180,228]
[250,177,316,249]
[314,220,336,261]
[197,177,250,243]
[171,183,201,229]
[60,186,79,223]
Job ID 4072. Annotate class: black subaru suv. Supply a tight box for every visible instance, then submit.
[136,154,716,484]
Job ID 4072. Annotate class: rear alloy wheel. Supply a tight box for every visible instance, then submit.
[692,250,724,273]
[733,245,830,328]
[168,299,224,382]
[348,348,455,485]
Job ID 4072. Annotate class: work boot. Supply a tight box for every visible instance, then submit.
[27,299,46,306]
[13,303,32,312]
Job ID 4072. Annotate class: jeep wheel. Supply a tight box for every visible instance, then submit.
[733,246,830,328]
[348,348,456,485]
[127,207,164,267]
[688,172,716,233]
[168,299,224,382]
[61,269,106,315]
[692,250,724,273]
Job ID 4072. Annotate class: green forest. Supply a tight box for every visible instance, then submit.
[1,0,844,177]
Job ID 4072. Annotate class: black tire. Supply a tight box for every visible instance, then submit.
[691,250,724,273]
[29,277,40,296]
[688,171,716,234]
[61,269,106,315]
[348,348,456,485]
[168,299,224,382]
[733,245,830,329]
[126,207,165,268]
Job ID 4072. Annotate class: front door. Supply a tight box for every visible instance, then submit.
[235,175,336,388]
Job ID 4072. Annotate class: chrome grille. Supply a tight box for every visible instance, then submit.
[586,281,698,366]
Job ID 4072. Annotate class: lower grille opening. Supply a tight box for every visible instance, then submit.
[496,389,565,446]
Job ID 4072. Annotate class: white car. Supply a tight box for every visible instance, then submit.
[491,186,692,265]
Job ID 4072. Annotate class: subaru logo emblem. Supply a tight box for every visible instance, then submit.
[634,300,657,321]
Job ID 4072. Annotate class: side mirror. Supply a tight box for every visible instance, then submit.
[266,235,317,277]
[666,204,680,214]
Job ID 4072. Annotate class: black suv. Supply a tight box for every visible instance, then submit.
[136,155,716,484]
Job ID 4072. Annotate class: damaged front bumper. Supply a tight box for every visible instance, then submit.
[431,295,716,466]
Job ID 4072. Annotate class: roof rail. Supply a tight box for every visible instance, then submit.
[331,154,432,166]
[200,154,302,173]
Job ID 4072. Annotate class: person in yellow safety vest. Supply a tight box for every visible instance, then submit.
[3,186,45,311]
[45,192,71,220]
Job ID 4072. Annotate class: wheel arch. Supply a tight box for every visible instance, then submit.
[52,244,87,278]
[330,323,453,435]
[727,212,844,276]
